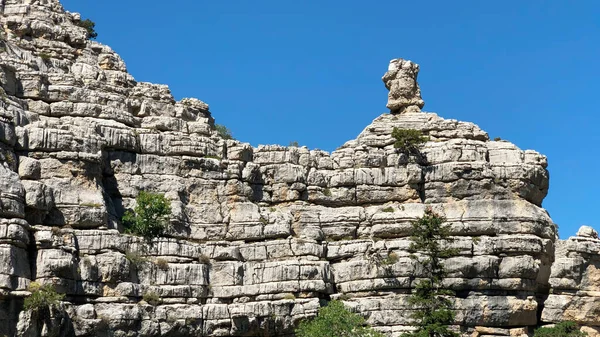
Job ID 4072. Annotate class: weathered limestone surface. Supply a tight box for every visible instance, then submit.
[541,227,600,336]
[0,1,591,336]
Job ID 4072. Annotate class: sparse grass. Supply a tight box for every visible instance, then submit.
[259,216,268,225]
[24,282,64,311]
[283,293,296,300]
[39,52,51,60]
[155,258,169,270]
[472,236,481,244]
[142,291,161,306]
[381,206,394,213]
[80,202,102,208]
[125,251,148,268]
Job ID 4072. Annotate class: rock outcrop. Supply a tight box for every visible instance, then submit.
[382,58,424,114]
[0,1,595,337]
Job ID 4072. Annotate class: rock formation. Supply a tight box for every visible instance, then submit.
[0,1,598,336]
[382,58,424,114]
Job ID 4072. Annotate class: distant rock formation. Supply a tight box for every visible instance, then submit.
[0,1,598,337]
[382,58,425,114]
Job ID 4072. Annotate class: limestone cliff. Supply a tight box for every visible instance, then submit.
[0,1,596,337]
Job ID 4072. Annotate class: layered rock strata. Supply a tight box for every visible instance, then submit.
[541,227,600,337]
[0,1,579,336]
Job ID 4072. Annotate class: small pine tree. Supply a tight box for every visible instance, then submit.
[402,208,459,337]
[296,300,384,337]
[391,128,428,154]
[123,191,171,239]
[78,19,98,40]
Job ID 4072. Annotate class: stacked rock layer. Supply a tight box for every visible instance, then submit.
[0,1,596,336]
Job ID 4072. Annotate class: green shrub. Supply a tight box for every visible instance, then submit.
[296,300,384,337]
[391,128,428,153]
[39,52,51,60]
[123,191,171,238]
[380,252,399,266]
[215,124,233,140]
[323,188,332,197]
[381,206,395,213]
[289,141,299,147]
[142,291,161,306]
[125,251,149,268]
[155,258,169,270]
[283,293,296,300]
[24,282,64,312]
[402,208,459,337]
[534,321,587,337]
[78,19,98,39]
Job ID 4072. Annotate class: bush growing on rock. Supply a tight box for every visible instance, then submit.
[123,191,171,238]
[296,300,384,337]
[392,127,428,154]
[534,321,587,337]
[77,19,97,40]
[215,124,233,140]
[402,208,459,337]
[24,282,64,312]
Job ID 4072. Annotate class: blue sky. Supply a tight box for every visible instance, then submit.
[60,0,600,238]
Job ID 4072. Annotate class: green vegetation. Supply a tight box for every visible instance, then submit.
[381,206,395,213]
[125,251,149,268]
[283,293,296,300]
[289,141,299,147]
[143,291,161,306]
[534,321,587,337]
[80,202,102,208]
[296,300,384,337]
[155,258,169,270]
[215,124,233,140]
[379,252,399,266]
[24,282,64,312]
[323,188,332,197]
[391,128,428,154]
[493,137,502,141]
[39,52,51,60]
[78,19,98,39]
[402,208,459,337]
[123,191,171,238]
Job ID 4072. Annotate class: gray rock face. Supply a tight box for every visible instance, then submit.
[0,1,591,337]
[541,228,600,336]
[382,58,425,114]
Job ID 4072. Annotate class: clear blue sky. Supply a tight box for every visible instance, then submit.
[60,0,600,238]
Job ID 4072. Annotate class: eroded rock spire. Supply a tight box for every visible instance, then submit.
[382,58,424,114]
